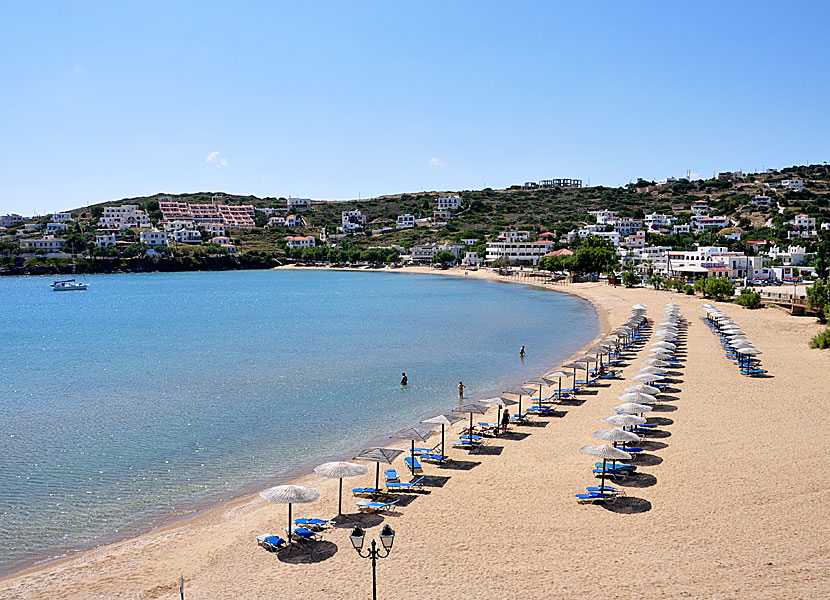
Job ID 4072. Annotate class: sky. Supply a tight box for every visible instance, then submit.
[2,1,829,215]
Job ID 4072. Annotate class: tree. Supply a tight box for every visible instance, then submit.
[432,250,456,266]
[622,271,640,287]
[806,281,829,324]
[735,288,762,309]
[704,277,735,300]
[570,235,618,274]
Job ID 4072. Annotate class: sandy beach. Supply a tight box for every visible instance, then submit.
[2,267,829,600]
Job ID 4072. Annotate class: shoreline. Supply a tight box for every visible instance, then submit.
[5,270,826,599]
[0,266,604,582]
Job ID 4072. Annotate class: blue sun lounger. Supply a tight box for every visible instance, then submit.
[294,518,330,530]
[575,492,616,504]
[257,534,287,551]
[594,462,636,471]
[352,487,383,497]
[405,456,423,473]
[357,499,399,512]
[586,486,625,495]
[420,453,448,463]
[386,475,426,491]
[385,468,400,482]
[287,526,321,542]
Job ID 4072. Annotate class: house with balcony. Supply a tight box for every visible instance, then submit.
[100,205,151,230]
[498,231,531,242]
[339,209,366,234]
[396,214,415,230]
[0,214,25,227]
[51,212,72,222]
[437,196,462,211]
[751,195,772,206]
[20,236,65,251]
[780,179,804,191]
[285,235,316,249]
[140,230,169,247]
[95,233,117,247]
[287,197,312,211]
[45,222,68,233]
[486,240,555,266]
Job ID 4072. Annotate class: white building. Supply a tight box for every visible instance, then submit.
[780,179,804,191]
[140,230,169,247]
[287,197,312,211]
[95,233,117,247]
[612,217,643,237]
[789,214,817,239]
[396,214,415,229]
[437,196,462,211]
[51,212,72,222]
[100,205,151,230]
[691,200,710,216]
[462,251,482,267]
[210,236,238,253]
[672,224,691,234]
[644,212,677,231]
[622,231,646,249]
[589,210,619,225]
[663,246,769,280]
[340,210,366,234]
[767,244,811,266]
[45,222,68,233]
[498,231,531,242]
[486,240,555,266]
[204,223,226,237]
[20,236,65,251]
[460,238,479,246]
[751,195,771,206]
[268,215,300,228]
[172,229,202,244]
[286,235,316,249]
[411,244,438,263]
[0,214,24,227]
[432,209,451,225]
[692,216,730,233]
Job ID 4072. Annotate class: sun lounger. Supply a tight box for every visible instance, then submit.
[420,453,448,463]
[412,447,434,455]
[452,439,481,448]
[575,492,616,504]
[386,475,426,491]
[586,486,625,495]
[405,456,423,473]
[352,487,383,497]
[594,462,636,471]
[385,468,400,482]
[287,526,321,542]
[294,518,331,530]
[257,534,287,551]
[357,499,399,513]
[458,434,483,442]
[592,468,629,479]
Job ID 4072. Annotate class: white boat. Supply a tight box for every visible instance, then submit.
[51,248,89,291]
[51,278,88,291]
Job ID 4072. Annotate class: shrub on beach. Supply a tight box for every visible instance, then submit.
[622,271,640,287]
[809,327,830,349]
[735,288,762,309]
[806,281,829,324]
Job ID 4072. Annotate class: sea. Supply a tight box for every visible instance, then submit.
[0,269,597,574]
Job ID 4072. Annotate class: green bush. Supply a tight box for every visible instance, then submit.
[684,284,694,295]
[807,281,829,324]
[622,271,640,287]
[809,327,830,349]
[735,288,762,309]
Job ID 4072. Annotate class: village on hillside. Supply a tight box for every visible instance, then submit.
[1,164,829,284]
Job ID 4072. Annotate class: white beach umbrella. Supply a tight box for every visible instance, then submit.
[604,414,647,427]
[579,445,632,492]
[612,402,653,414]
[624,383,660,395]
[545,370,573,398]
[314,461,369,516]
[633,373,663,383]
[481,396,518,427]
[260,485,321,544]
[648,352,674,361]
[632,304,648,310]
[637,366,666,376]
[618,392,658,404]
[651,341,677,350]
[526,377,555,404]
[421,413,463,457]
[641,359,671,367]
[592,428,641,443]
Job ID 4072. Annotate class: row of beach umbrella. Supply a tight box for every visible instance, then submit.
[702,304,764,374]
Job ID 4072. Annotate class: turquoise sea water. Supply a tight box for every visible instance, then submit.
[0,269,597,574]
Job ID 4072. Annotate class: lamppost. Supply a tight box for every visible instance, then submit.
[350,524,395,600]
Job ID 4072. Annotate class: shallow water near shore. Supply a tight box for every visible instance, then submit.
[0,269,597,574]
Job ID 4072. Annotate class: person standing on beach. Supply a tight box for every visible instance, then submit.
[501,408,510,433]
[458,381,466,400]
[401,372,408,386]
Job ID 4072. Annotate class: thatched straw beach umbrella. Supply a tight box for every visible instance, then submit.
[260,485,321,545]
[314,461,368,516]
[579,445,631,493]
[503,386,535,418]
[390,427,435,475]
[421,413,462,457]
[452,402,490,443]
[354,447,405,490]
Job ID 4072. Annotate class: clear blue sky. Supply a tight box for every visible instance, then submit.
[2,1,829,215]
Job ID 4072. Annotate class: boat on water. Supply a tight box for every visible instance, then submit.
[51,248,89,291]
[51,278,88,291]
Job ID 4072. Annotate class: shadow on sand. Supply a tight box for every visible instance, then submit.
[602,497,652,514]
[278,541,339,564]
